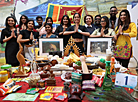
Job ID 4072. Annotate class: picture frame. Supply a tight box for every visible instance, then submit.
[87,37,112,56]
[39,38,63,56]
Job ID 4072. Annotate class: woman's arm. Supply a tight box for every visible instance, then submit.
[84,5,88,15]
[1,29,14,43]
[79,31,90,36]
[36,22,46,32]
[63,31,76,35]
[17,34,30,43]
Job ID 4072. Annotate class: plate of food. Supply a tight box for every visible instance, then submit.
[61,72,72,82]
[92,68,105,77]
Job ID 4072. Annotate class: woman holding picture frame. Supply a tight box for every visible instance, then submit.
[63,13,90,54]
[114,9,137,68]
[89,16,116,38]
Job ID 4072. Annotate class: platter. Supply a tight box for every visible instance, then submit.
[61,72,72,82]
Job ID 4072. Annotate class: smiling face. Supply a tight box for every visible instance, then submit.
[101,18,106,27]
[46,19,53,24]
[120,12,126,22]
[95,16,101,25]
[37,18,43,25]
[86,16,92,25]
[110,8,117,17]
[63,16,69,25]
[27,21,34,29]
[73,14,80,24]
[7,18,15,27]
[45,24,52,34]
[21,16,27,24]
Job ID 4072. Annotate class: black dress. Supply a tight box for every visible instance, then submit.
[0,28,19,66]
[20,30,39,45]
[55,25,71,47]
[67,25,89,54]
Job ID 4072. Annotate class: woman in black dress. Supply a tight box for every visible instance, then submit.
[17,20,39,61]
[0,16,19,66]
[16,15,28,30]
[63,13,90,54]
[55,15,71,47]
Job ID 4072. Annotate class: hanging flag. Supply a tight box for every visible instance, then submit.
[46,3,84,24]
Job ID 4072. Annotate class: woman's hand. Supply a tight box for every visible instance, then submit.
[119,25,123,34]
[22,24,26,30]
[101,28,104,37]
[11,30,16,38]
[17,28,20,36]
[75,24,79,33]
[30,32,33,40]
[43,21,46,26]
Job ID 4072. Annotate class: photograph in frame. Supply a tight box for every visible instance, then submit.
[87,38,112,56]
[39,38,63,56]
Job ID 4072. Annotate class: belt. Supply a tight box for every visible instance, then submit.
[74,38,83,42]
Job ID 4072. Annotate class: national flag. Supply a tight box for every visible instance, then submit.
[46,3,84,24]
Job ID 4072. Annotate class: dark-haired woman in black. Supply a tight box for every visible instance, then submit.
[17,20,39,61]
[0,16,19,66]
[16,15,28,30]
[55,15,71,47]
[63,13,90,54]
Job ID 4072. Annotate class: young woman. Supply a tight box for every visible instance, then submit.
[63,13,90,54]
[37,17,55,36]
[40,23,57,38]
[114,9,137,68]
[17,20,39,61]
[55,15,71,47]
[0,16,19,66]
[16,15,28,30]
[90,16,115,37]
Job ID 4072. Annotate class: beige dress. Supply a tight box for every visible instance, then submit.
[91,28,116,36]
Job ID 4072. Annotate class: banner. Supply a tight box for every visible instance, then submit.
[46,3,84,24]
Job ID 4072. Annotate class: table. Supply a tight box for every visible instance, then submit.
[0,68,137,102]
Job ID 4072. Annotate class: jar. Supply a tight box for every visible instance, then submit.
[38,80,45,88]
[0,71,8,82]
[1,64,12,78]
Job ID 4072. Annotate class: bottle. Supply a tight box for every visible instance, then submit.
[110,57,116,82]
[106,49,112,61]
[102,61,112,90]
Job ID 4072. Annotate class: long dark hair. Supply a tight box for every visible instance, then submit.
[5,16,16,31]
[26,20,35,30]
[46,17,53,24]
[116,9,131,32]
[73,13,81,19]
[19,15,28,29]
[99,16,109,34]
[60,15,71,27]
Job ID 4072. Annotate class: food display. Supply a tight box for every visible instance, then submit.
[92,68,105,76]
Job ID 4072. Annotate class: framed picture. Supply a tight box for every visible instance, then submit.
[39,38,63,56]
[87,37,112,56]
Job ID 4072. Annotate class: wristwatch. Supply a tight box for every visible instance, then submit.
[122,32,124,35]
